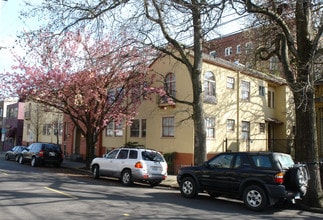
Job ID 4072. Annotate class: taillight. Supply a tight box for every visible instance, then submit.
[275,172,284,184]
[39,150,44,157]
[135,162,143,169]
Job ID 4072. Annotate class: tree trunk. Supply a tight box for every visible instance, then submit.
[85,132,96,169]
[294,89,323,207]
[191,69,206,165]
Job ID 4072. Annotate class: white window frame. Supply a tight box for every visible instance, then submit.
[227,77,235,89]
[225,47,232,56]
[241,80,250,101]
[205,117,215,138]
[227,119,235,132]
[162,116,175,137]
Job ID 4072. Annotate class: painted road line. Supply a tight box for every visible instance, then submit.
[44,186,78,199]
[0,169,8,175]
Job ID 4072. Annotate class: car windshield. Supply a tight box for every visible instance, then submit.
[142,151,165,162]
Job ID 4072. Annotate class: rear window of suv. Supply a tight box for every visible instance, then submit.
[142,151,165,162]
[274,153,294,169]
[251,155,273,168]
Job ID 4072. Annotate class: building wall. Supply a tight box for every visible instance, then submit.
[98,54,295,173]
[3,101,25,150]
[22,101,63,147]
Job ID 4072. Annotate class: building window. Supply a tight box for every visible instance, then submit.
[259,123,265,133]
[268,90,275,108]
[236,44,241,54]
[160,72,176,104]
[7,107,18,118]
[259,86,265,96]
[205,117,215,138]
[115,122,123,137]
[241,121,250,141]
[130,119,140,137]
[209,51,216,58]
[227,119,235,132]
[53,123,63,135]
[245,42,253,54]
[130,119,146,138]
[241,80,250,101]
[204,71,216,103]
[42,124,51,135]
[107,89,115,104]
[141,119,146,137]
[106,122,114,137]
[227,77,235,89]
[269,56,278,70]
[225,47,232,56]
[106,121,123,137]
[26,124,31,135]
[162,117,174,137]
[64,122,68,141]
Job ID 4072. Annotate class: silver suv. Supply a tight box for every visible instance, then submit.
[90,147,168,186]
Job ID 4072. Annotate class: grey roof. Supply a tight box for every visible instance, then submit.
[200,52,287,85]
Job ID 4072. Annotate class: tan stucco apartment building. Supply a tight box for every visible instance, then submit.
[96,53,295,173]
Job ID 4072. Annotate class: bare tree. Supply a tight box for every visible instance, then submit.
[231,0,323,208]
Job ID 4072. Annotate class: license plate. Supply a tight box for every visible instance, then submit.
[49,152,56,156]
[151,166,161,172]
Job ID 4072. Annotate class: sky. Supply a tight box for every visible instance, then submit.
[0,1,245,73]
[0,0,30,72]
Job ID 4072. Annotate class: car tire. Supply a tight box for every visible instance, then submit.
[243,185,268,211]
[18,155,24,164]
[5,154,9,160]
[121,169,133,186]
[285,165,309,195]
[92,165,100,179]
[180,177,198,198]
[54,162,61,168]
[31,157,37,167]
[149,180,162,187]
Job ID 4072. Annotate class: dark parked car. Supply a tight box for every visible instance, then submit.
[177,152,309,211]
[18,143,63,167]
[5,146,26,161]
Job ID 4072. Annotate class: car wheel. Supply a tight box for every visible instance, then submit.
[18,155,24,164]
[180,177,197,198]
[243,185,268,211]
[121,169,133,186]
[285,165,309,195]
[5,154,9,160]
[54,162,61,168]
[31,157,37,167]
[92,165,100,179]
[149,180,162,187]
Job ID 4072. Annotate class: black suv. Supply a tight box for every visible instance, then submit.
[18,143,63,167]
[177,152,309,211]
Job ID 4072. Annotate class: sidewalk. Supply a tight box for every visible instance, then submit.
[61,159,179,188]
[0,151,178,188]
